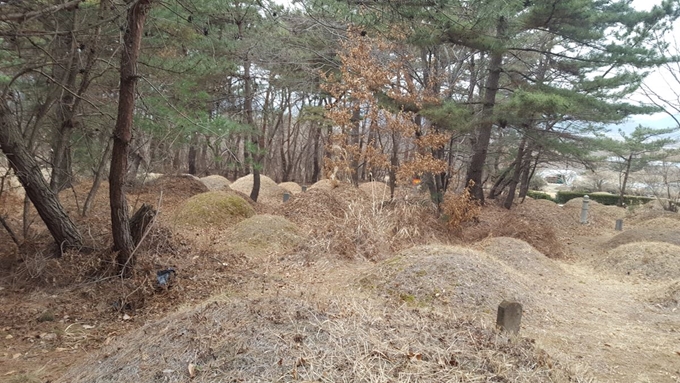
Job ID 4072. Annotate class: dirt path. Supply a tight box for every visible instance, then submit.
[522,259,680,382]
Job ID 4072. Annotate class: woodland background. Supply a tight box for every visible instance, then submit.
[1,0,680,263]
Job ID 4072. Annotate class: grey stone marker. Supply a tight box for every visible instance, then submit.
[496,300,523,334]
[302,185,307,192]
[283,192,290,202]
[615,219,623,231]
[580,195,590,224]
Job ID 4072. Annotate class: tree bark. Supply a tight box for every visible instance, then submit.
[618,154,633,207]
[83,137,112,216]
[109,0,152,276]
[503,136,527,209]
[465,16,506,203]
[0,100,82,251]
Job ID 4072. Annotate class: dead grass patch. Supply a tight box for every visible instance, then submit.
[57,294,576,383]
[284,188,448,260]
[594,242,680,281]
[172,191,254,229]
[359,181,391,202]
[645,280,680,310]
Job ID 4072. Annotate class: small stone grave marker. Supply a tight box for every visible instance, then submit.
[283,192,291,202]
[580,195,590,224]
[496,300,522,334]
[615,219,623,231]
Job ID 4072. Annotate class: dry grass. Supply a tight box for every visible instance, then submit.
[229,174,286,204]
[57,293,575,383]
[645,280,680,310]
[172,191,254,229]
[199,175,231,191]
[593,241,680,281]
[284,187,449,260]
[358,181,391,202]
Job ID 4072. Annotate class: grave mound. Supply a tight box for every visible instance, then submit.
[229,174,286,204]
[309,179,335,191]
[133,174,208,198]
[172,191,254,229]
[604,228,680,249]
[362,245,537,312]
[200,175,231,191]
[58,294,573,382]
[278,181,302,194]
[477,237,564,277]
[226,214,305,256]
[595,241,680,281]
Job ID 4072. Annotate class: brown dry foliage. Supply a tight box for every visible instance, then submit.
[284,186,449,260]
[440,187,480,231]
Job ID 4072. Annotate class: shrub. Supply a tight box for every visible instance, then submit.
[526,190,555,202]
[441,187,480,230]
[555,191,653,206]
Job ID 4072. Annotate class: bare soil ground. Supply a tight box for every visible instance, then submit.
[1,183,679,382]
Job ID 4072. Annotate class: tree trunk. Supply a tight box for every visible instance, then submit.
[503,136,527,209]
[109,0,152,276]
[83,137,112,216]
[619,154,633,207]
[188,136,197,175]
[0,101,82,251]
[465,16,506,203]
[49,8,79,193]
[350,106,361,186]
[519,152,539,202]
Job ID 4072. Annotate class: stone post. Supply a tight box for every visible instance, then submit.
[580,195,590,224]
[283,192,290,202]
[496,300,523,334]
[302,185,307,192]
[615,219,623,231]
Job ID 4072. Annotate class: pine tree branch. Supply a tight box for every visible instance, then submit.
[0,0,85,23]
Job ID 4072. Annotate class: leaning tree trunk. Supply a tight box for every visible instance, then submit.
[465,16,506,204]
[503,136,527,209]
[0,100,82,251]
[109,0,152,276]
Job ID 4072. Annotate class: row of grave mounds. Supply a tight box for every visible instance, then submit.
[57,278,578,383]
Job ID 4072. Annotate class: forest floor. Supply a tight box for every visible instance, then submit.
[0,177,679,382]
